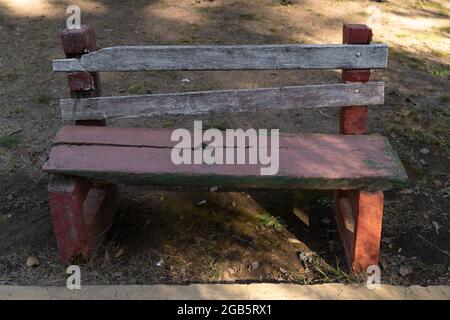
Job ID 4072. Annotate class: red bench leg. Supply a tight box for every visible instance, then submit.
[334,190,384,273]
[48,175,119,262]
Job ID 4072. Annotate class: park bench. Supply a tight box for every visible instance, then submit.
[43,24,407,273]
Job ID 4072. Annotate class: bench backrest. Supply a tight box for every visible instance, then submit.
[53,24,387,129]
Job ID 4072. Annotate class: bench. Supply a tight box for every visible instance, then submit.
[43,24,407,273]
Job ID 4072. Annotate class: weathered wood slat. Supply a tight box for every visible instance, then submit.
[43,127,407,190]
[52,44,388,72]
[60,82,384,121]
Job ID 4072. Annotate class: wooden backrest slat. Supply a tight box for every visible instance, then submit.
[60,82,384,121]
[53,44,388,72]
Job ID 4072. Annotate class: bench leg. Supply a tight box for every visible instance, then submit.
[334,189,384,273]
[48,175,119,262]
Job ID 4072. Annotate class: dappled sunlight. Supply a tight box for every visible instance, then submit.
[0,0,58,17]
[145,2,203,25]
[0,0,106,17]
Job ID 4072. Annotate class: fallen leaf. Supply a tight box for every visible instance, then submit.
[399,265,413,277]
[432,221,440,234]
[101,250,110,269]
[26,256,40,267]
[250,261,260,270]
[287,238,301,244]
[293,207,309,226]
[115,248,125,258]
[279,267,288,274]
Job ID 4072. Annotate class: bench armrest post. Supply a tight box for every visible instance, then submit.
[340,24,372,134]
[61,25,105,126]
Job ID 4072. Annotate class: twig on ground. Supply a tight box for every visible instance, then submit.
[317,109,331,118]
[418,234,450,257]
[7,128,22,136]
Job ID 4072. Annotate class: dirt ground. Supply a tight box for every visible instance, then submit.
[0,0,449,287]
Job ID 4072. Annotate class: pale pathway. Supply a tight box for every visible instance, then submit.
[0,284,448,300]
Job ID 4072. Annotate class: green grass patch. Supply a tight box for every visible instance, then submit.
[414,0,449,16]
[0,135,20,149]
[390,49,424,69]
[440,95,450,103]
[127,84,144,94]
[238,13,258,20]
[280,0,293,5]
[33,93,52,104]
[428,65,450,78]
[257,213,285,232]
[440,25,450,34]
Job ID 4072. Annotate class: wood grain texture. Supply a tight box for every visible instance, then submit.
[60,82,384,121]
[43,126,407,190]
[52,44,388,72]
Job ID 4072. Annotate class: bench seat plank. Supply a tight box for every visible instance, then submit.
[52,44,388,72]
[43,126,407,190]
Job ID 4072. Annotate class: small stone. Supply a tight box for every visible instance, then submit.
[196,200,206,206]
[420,148,430,154]
[156,259,164,267]
[299,252,313,263]
[251,261,260,270]
[181,78,191,82]
[321,217,331,224]
[26,256,40,267]
[432,179,442,187]
[399,265,413,277]
[382,237,393,244]
[279,267,288,274]
[210,186,218,192]
[231,201,236,207]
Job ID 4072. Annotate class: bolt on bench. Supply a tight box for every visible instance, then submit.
[43,24,407,273]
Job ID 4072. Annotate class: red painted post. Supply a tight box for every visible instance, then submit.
[48,26,120,262]
[48,176,120,262]
[61,25,105,126]
[340,24,372,134]
[48,176,92,262]
[351,190,384,272]
[334,24,384,273]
